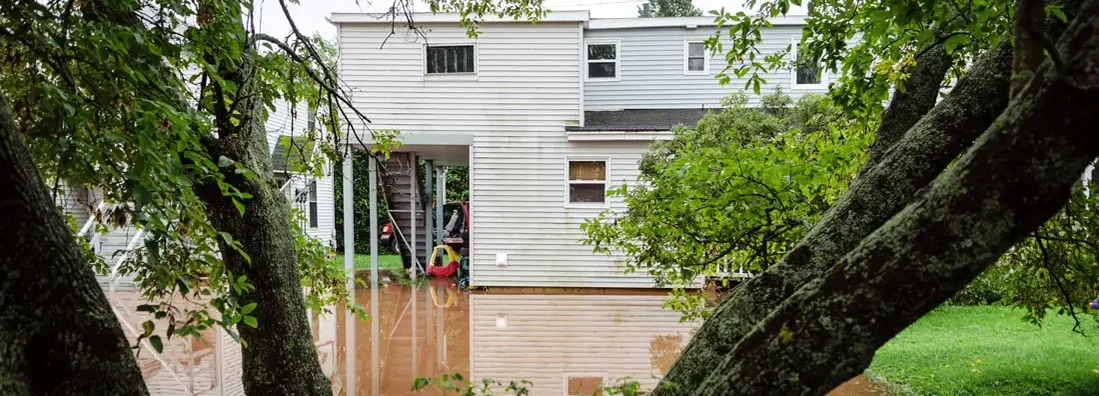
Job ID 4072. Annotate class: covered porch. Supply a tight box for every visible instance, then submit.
[341,133,472,282]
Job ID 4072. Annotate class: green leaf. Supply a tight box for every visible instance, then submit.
[240,302,257,315]
[242,315,258,328]
[232,198,245,216]
[142,320,155,337]
[148,335,163,353]
[217,156,234,168]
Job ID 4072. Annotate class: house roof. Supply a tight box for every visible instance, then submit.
[329,11,590,24]
[586,16,807,30]
[270,135,314,173]
[566,109,713,132]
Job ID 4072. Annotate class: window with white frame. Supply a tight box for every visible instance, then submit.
[684,40,708,74]
[791,40,824,86]
[568,160,607,204]
[566,376,605,396]
[426,44,475,74]
[585,41,618,80]
[308,180,318,228]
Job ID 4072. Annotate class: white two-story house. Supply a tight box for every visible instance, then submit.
[331,11,828,288]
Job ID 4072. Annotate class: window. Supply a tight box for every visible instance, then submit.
[566,376,604,396]
[426,44,475,74]
[585,41,619,80]
[568,160,606,204]
[308,180,318,228]
[791,40,824,86]
[684,40,708,74]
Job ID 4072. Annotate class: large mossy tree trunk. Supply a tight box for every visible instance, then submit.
[654,4,1084,395]
[198,97,331,395]
[194,18,331,393]
[697,4,1099,392]
[0,91,149,395]
[652,40,1015,396]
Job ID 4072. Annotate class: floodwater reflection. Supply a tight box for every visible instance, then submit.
[112,282,698,396]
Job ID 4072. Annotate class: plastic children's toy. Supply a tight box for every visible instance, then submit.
[1090,298,1099,310]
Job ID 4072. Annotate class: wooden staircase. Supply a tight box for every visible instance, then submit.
[380,152,431,267]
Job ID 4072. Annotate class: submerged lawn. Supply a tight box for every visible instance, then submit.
[331,254,403,269]
[867,306,1099,395]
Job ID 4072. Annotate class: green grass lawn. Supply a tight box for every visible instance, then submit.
[331,254,403,269]
[867,306,1099,395]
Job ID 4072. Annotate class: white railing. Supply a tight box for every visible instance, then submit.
[716,262,753,278]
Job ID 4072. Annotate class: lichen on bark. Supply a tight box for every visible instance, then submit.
[694,1,1099,392]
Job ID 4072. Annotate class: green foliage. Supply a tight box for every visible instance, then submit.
[950,186,1099,328]
[446,166,471,202]
[868,306,1099,395]
[412,374,643,396]
[582,91,870,319]
[1,0,539,355]
[702,0,1012,122]
[637,0,702,17]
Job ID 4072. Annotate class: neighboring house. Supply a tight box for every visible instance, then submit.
[265,100,337,246]
[330,12,830,288]
[60,99,337,287]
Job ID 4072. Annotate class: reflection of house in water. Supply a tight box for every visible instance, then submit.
[118,285,696,396]
[469,293,698,395]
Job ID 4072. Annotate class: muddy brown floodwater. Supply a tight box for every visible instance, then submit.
[107,280,886,395]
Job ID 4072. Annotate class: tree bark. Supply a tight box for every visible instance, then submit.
[1013,0,1048,98]
[651,40,1014,396]
[198,102,332,395]
[195,22,331,394]
[654,4,1086,394]
[861,41,953,171]
[0,91,148,395]
[698,3,1099,392]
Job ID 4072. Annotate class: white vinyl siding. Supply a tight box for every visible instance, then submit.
[583,25,827,110]
[471,293,699,395]
[266,100,336,246]
[338,21,661,288]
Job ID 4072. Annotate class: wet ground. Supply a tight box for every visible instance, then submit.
[108,281,886,395]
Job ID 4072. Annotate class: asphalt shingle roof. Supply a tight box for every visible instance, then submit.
[566,108,714,131]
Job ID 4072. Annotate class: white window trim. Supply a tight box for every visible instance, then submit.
[565,157,610,208]
[422,41,479,79]
[789,37,827,89]
[562,373,609,396]
[683,38,710,75]
[584,39,620,82]
[307,180,319,229]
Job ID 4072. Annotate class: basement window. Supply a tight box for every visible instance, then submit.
[568,160,607,204]
[426,44,476,74]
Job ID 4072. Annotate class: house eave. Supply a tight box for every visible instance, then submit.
[330,11,590,24]
[585,15,806,30]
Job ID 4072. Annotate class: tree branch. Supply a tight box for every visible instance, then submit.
[1012,0,1047,98]
[695,3,1099,392]
[861,40,953,171]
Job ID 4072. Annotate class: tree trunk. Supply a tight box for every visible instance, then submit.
[698,4,1099,393]
[651,40,1014,396]
[861,41,953,171]
[653,2,1090,391]
[0,91,148,395]
[196,74,331,396]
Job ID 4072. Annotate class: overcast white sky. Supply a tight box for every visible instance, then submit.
[256,0,805,40]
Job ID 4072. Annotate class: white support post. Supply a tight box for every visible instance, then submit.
[342,148,355,287]
[424,160,434,261]
[369,155,378,283]
[436,167,445,246]
[410,154,418,280]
